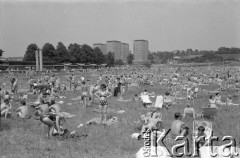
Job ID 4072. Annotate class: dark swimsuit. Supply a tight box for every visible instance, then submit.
[99,93,108,106]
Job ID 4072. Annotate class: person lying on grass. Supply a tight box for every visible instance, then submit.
[17,100,30,119]
[1,98,12,118]
[171,112,189,139]
[94,84,112,124]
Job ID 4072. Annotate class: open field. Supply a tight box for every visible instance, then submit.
[1,75,240,158]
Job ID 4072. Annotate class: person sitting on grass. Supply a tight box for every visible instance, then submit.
[209,95,217,108]
[183,103,195,119]
[215,93,226,106]
[195,126,208,156]
[140,90,152,108]
[134,94,139,101]
[163,91,172,109]
[1,99,12,118]
[171,112,189,139]
[17,100,30,119]
[227,95,239,106]
[19,92,28,101]
[94,84,112,124]
[139,110,163,139]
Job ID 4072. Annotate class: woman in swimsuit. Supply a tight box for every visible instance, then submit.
[94,84,112,124]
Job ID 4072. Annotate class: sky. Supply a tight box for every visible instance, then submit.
[0,0,240,57]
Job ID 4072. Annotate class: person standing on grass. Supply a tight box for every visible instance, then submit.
[11,78,19,99]
[183,104,195,119]
[81,81,89,108]
[94,84,112,124]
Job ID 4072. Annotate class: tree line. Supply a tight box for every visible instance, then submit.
[148,47,240,64]
[23,42,134,66]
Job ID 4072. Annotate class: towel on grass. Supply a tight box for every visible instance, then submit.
[85,117,119,126]
[71,96,82,101]
[153,95,163,108]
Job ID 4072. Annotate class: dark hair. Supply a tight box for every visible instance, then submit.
[100,84,106,89]
[174,112,182,119]
[50,100,55,105]
[197,126,205,132]
[210,95,213,99]
[165,91,170,96]
[215,93,219,96]
[21,101,26,105]
[4,99,9,103]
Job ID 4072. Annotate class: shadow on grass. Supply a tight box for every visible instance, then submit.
[0,118,12,131]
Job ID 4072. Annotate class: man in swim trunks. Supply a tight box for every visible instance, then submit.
[81,81,89,108]
[171,112,189,139]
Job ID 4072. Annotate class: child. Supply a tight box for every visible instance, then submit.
[17,101,29,119]
[1,99,12,118]
[62,81,67,93]
[195,126,208,156]
[139,111,162,138]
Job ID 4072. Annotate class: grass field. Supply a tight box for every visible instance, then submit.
[1,78,240,158]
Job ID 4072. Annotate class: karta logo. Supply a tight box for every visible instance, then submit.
[142,129,239,158]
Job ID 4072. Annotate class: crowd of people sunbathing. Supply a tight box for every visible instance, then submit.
[1,65,240,156]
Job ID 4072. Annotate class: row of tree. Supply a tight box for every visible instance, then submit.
[23,43,134,66]
[148,47,240,64]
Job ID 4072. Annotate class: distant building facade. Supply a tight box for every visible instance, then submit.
[121,43,130,62]
[133,40,149,63]
[93,43,107,54]
[106,41,122,61]
[94,41,130,63]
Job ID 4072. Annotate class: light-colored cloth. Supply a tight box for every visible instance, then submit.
[57,112,76,119]
[71,96,82,101]
[85,117,119,126]
[183,107,195,118]
[154,95,163,108]
[141,94,152,104]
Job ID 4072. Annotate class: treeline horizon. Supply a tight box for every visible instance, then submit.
[22,42,134,66]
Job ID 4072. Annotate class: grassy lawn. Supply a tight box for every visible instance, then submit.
[0,76,240,158]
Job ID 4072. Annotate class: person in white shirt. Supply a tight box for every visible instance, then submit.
[183,104,195,119]
[140,90,152,108]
